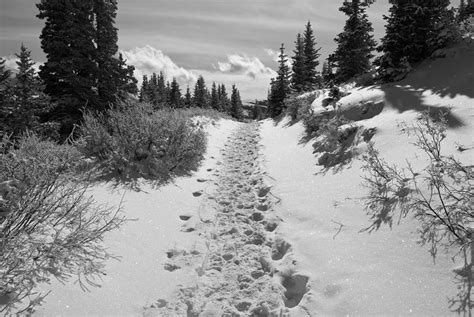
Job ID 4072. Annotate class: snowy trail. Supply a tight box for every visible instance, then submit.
[148,122,310,316]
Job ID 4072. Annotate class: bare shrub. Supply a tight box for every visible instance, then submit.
[0,133,125,314]
[362,113,473,314]
[80,102,207,183]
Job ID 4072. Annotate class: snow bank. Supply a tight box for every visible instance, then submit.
[260,117,458,315]
[258,42,474,314]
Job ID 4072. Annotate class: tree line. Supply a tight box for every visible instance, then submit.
[267,0,472,117]
[138,73,244,119]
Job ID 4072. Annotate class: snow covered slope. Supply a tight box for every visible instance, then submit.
[260,42,473,315]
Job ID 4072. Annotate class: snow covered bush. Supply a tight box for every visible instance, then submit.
[80,102,207,183]
[0,134,125,314]
[362,113,473,314]
[285,93,317,122]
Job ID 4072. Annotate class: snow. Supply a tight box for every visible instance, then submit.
[36,119,239,316]
[34,42,473,316]
[258,43,473,315]
[260,117,457,315]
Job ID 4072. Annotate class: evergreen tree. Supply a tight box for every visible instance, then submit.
[218,84,229,113]
[328,0,376,84]
[184,86,192,108]
[321,60,336,87]
[169,77,181,108]
[193,75,208,108]
[139,75,149,102]
[93,0,118,109]
[0,58,11,123]
[210,82,219,110]
[149,72,159,106]
[267,44,291,117]
[230,85,244,120]
[0,44,51,137]
[0,57,11,84]
[37,0,98,124]
[291,33,306,92]
[36,0,137,135]
[165,81,171,105]
[376,0,454,81]
[302,21,322,89]
[115,53,138,98]
[157,72,167,105]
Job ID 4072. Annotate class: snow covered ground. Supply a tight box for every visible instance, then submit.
[34,42,473,316]
[36,119,240,316]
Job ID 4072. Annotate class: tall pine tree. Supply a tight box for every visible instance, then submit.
[328,0,376,84]
[37,0,137,134]
[218,84,229,113]
[230,85,244,120]
[376,0,453,81]
[210,82,219,111]
[193,76,208,108]
[0,44,51,137]
[184,86,192,108]
[291,33,306,92]
[302,21,322,90]
[169,77,181,108]
[268,43,291,117]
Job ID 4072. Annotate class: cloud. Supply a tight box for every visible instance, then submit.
[120,45,198,87]
[264,48,279,63]
[216,54,276,80]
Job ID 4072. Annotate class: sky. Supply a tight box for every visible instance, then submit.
[0,0,432,101]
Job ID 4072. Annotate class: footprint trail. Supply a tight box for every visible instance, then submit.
[146,122,310,316]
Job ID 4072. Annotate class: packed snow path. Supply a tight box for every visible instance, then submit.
[147,122,310,316]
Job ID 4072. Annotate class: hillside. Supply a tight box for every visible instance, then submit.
[34,43,473,316]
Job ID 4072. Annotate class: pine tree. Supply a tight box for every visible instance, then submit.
[0,44,51,137]
[291,33,306,92]
[149,72,159,107]
[169,77,181,108]
[219,84,229,113]
[157,72,167,105]
[267,44,291,117]
[93,0,118,109]
[37,0,137,135]
[376,0,453,81]
[230,85,244,120]
[321,60,336,87]
[0,57,11,84]
[37,0,99,121]
[115,53,138,98]
[184,86,192,108]
[328,0,376,84]
[210,82,219,111]
[302,21,322,89]
[193,76,208,108]
[139,75,149,102]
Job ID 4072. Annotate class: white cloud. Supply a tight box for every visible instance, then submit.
[216,54,276,80]
[264,48,279,63]
[120,45,198,87]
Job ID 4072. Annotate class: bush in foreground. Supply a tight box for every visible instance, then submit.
[80,102,207,183]
[0,134,125,314]
[362,113,472,314]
